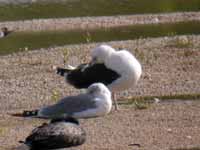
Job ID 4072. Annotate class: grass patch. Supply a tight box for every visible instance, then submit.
[132,100,150,109]
[51,89,61,102]
[62,48,70,65]
[0,126,8,136]
[0,0,200,21]
[166,36,194,48]
[1,21,200,55]
[183,50,196,57]
[120,93,200,105]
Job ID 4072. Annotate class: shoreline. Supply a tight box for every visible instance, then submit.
[0,12,200,32]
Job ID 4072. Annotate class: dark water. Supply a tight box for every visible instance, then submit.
[0,21,200,55]
[0,0,200,21]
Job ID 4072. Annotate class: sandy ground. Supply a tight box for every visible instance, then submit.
[0,34,199,150]
[1,101,200,150]
[0,6,199,150]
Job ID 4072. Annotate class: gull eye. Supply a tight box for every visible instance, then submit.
[88,88,95,94]
[92,57,98,62]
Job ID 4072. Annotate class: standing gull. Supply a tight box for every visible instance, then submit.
[56,44,142,110]
[11,83,112,119]
[19,117,86,150]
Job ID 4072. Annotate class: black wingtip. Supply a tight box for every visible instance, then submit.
[22,110,38,117]
[19,140,25,144]
[9,110,38,118]
[56,67,69,76]
[128,143,141,147]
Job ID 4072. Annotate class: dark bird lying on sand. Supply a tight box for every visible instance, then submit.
[19,117,86,150]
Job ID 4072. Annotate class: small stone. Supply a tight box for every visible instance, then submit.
[186,135,192,139]
[167,128,172,132]
[153,17,159,23]
[52,65,57,70]
[24,47,29,51]
[178,36,189,45]
[154,98,160,103]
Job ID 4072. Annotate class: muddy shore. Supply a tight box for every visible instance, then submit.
[0,12,200,31]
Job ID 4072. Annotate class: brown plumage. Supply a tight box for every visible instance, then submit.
[20,118,86,150]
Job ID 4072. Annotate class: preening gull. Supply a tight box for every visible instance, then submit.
[91,45,142,109]
[11,83,112,119]
[91,45,142,91]
[56,44,142,110]
[19,117,86,150]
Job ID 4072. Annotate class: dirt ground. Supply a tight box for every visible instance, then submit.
[1,100,200,150]
[0,34,199,150]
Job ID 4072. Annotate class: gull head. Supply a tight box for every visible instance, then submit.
[87,83,112,115]
[91,44,115,65]
[87,83,111,98]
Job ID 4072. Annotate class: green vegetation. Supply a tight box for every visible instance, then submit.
[0,0,200,21]
[0,126,7,136]
[167,36,194,48]
[51,89,61,102]
[62,48,70,65]
[120,93,200,105]
[1,21,200,55]
[132,100,150,109]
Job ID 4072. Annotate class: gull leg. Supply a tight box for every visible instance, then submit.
[112,92,119,111]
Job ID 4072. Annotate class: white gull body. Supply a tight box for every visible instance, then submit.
[91,44,142,92]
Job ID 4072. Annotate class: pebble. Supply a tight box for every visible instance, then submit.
[154,98,160,103]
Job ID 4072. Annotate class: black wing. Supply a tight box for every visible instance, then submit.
[66,63,120,89]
